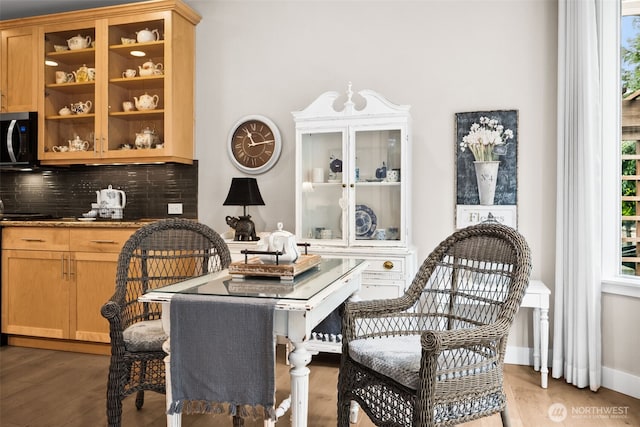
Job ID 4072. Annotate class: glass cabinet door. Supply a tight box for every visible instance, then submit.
[106,16,165,156]
[294,85,411,249]
[41,15,169,162]
[42,23,98,160]
[298,130,347,243]
[352,128,403,244]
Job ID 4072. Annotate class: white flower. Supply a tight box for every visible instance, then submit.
[460,116,514,162]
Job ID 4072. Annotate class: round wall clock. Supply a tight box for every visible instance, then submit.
[227,115,282,174]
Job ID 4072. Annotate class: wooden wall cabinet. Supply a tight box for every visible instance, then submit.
[1,0,200,165]
[0,26,40,112]
[1,226,136,344]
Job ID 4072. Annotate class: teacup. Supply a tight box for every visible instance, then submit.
[58,106,72,116]
[122,101,134,112]
[52,145,69,152]
[155,143,164,149]
[122,69,136,78]
[375,228,386,240]
[385,169,400,182]
[121,37,136,45]
[87,68,96,81]
[120,143,133,150]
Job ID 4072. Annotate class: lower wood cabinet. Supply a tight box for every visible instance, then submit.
[1,226,137,344]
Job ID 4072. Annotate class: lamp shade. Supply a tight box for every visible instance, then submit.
[223,177,265,206]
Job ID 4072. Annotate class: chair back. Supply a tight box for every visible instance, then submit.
[407,223,531,333]
[112,219,231,330]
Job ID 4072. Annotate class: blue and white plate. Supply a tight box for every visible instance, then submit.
[355,204,377,238]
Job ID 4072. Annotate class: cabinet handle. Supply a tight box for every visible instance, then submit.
[61,254,66,280]
[90,239,116,244]
[69,256,75,278]
[21,238,45,242]
[383,260,394,270]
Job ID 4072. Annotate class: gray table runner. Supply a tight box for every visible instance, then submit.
[168,293,276,420]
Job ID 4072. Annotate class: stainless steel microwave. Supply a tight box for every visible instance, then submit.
[0,111,38,170]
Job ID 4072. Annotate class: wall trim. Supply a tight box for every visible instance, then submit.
[506,345,639,399]
[505,345,536,366]
[602,366,640,399]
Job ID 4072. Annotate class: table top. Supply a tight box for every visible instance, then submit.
[142,258,366,302]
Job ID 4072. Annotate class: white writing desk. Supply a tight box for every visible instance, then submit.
[520,280,551,388]
[140,258,367,427]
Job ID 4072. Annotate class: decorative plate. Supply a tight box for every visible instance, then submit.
[355,204,377,238]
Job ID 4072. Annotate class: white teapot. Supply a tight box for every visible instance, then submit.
[133,93,159,110]
[260,222,300,263]
[136,28,160,43]
[138,61,164,77]
[67,34,91,50]
[68,135,89,151]
[134,127,159,149]
[71,100,92,114]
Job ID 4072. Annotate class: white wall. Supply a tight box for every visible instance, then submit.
[191,0,556,348]
[187,0,639,389]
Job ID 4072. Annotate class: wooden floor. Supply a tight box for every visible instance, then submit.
[0,345,638,427]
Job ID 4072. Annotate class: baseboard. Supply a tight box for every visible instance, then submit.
[505,345,640,399]
[602,366,640,399]
[505,345,545,366]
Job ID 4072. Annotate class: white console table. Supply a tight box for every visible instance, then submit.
[520,280,551,388]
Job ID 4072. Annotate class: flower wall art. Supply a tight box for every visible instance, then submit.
[455,110,519,228]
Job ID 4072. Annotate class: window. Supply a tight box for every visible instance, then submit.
[620,9,640,275]
[602,0,640,297]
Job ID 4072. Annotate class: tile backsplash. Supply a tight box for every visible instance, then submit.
[0,162,198,219]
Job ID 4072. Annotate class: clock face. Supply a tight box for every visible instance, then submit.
[228,115,282,174]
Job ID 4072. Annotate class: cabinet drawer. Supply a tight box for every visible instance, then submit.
[2,227,70,251]
[362,257,405,282]
[69,228,135,253]
[360,283,403,301]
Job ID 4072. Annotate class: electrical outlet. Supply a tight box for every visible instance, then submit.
[168,203,183,215]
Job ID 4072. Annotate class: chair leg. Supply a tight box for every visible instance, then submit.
[106,395,122,427]
[500,406,512,427]
[106,364,123,427]
[135,390,145,410]
[337,389,351,426]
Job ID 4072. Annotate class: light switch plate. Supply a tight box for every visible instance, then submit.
[168,203,183,215]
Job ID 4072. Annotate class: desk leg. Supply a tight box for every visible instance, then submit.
[540,308,549,389]
[288,340,312,427]
[533,308,541,372]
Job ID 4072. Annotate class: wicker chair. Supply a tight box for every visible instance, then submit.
[338,223,532,427]
[101,219,231,427]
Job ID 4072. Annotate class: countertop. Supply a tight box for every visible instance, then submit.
[0,218,162,228]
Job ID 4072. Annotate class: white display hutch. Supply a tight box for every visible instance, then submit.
[292,84,417,352]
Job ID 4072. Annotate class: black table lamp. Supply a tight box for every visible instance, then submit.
[223,177,265,241]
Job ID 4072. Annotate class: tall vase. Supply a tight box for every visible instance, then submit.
[473,161,500,205]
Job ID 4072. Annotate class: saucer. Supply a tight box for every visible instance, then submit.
[77,217,96,221]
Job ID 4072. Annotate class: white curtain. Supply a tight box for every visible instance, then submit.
[553,0,607,391]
